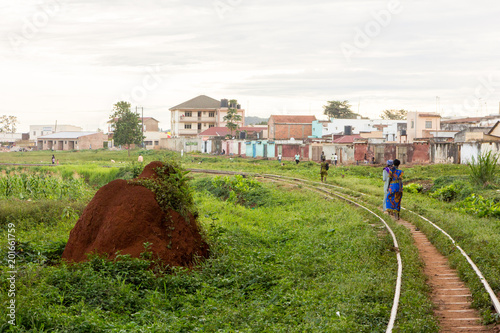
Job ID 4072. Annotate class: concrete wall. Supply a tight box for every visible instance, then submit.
[37,133,107,151]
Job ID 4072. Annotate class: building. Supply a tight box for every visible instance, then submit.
[30,124,83,142]
[454,127,500,143]
[268,115,316,140]
[311,119,405,142]
[406,112,441,143]
[169,95,245,137]
[37,132,107,151]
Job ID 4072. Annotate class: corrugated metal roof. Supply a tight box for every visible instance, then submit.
[332,134,362,143]
[199,126,264,136]
[38,132,99,139]
[169,95,221,110]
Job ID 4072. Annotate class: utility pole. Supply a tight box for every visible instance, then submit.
[141,106,144,148]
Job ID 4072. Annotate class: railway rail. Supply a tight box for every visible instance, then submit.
[189,168,500,332]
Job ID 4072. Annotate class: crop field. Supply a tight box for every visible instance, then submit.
[0,149,499,331]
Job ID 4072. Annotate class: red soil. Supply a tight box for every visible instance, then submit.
[62,162,208,267]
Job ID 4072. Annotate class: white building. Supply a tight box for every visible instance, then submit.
[30,124,82,142]
[169,95,245,137]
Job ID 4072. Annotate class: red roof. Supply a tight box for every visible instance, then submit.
[269,115,317,123]
[332,134,362,143]
[199,126,264,137]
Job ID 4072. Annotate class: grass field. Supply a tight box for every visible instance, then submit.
[0,149,498,331]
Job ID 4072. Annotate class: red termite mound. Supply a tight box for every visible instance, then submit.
[62,161,208,267]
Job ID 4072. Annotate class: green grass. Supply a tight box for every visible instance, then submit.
[0,174,438,332]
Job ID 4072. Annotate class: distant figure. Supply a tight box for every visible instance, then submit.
[278,153,282,163]
[333,153,338,166]
[320,160,329,183]
[295,153,300,165]
[372,157,375,164]
[222,149,225,155]
[51,155,55,164]
[320,151,326,162]
[138,155,144,163]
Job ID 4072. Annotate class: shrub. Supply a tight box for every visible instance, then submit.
[469,151,499,186]
[405,183,423,194]
[456,194,500,218]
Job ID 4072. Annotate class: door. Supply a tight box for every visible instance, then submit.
[252,144,256,158]
[263,144,268,158]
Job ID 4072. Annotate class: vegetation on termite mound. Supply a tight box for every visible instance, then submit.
[129,160,196,218]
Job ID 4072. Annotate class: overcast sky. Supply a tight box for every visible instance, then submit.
[1,0,500,132]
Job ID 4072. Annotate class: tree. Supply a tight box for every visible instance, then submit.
[0,115,18,133]
[223,99,242,138]
[380,109,408,120]
[323,100,359,119]
[110,101,144,155]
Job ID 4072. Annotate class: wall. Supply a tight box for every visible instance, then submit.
[431,142,460,164]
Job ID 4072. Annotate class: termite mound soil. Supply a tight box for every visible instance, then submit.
[62,161,208,267]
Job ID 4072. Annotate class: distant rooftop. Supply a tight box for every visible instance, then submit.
[169,95,221,110]
[270,115,317,123]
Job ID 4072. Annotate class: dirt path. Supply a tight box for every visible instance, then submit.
[398,219,498,332]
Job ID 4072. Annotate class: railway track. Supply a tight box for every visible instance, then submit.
[189,168,500,332]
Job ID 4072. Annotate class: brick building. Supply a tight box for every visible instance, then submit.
[37,132,107,151]
[268,115,316,140]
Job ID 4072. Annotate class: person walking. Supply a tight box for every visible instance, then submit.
[320,160,329,182]
[295,153,300,165]
[385,159,404,219]
[382,160,393,212]
[333,153,338,166]
[278,153,282,164]
[51,155,55,165]
[320,151,326,162]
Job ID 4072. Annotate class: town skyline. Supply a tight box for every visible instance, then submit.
[2,1,499,132]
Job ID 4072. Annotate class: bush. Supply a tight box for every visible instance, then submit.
[192,175,273,208]
[429,181,473,202]
[456,194,500,218]
[405,183,423,194]
[469,151,499,186]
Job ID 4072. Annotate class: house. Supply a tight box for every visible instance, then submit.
[30,124,82,143]
[311,119,405,142]
[454,127,500,143]
[169,95,245,137]
[406,112,441,142]
[37,132,107,151]
[268,115,316,140]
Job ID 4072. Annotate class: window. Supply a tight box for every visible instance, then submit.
[411,120,414,129]
[144,141,153,145]
[64,141,67,144]
[209,112,215,117]
[33,131,36,136]
[185,112,192,117]
[198,111,202,117]
[425,120,432,129]
[154,141,159,146]
[209,124,214,128]
[198,123,202,130]
[184,124,192,129]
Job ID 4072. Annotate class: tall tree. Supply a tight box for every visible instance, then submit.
[223,99,242,138]
[0,115,18,133]
[323,100,359,119]
[380,109,407,120]
[110,101,144,155]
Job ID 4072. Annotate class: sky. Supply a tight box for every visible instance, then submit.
[1,0,500,133]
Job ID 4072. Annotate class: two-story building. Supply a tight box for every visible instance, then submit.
[169,95,245,137]
[406,112,441,143]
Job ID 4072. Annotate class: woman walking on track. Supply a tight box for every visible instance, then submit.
[382,160,393,211]
[385,159,404,219]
